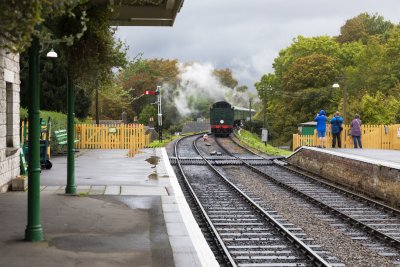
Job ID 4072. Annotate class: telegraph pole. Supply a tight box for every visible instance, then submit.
[157,85,162,142]
[249,98,252,132]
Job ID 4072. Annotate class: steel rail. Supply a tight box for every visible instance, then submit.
[198,136,331,267]
[232,133,400,217]
[223,135,400,249]
[174,134,237,267]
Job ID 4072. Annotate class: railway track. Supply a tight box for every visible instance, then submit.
[211,135,400,264]
[173,134,338,266]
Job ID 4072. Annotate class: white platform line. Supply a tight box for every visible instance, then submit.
[159,148,219,267]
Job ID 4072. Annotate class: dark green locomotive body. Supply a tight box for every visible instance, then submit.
[210,101,234,136]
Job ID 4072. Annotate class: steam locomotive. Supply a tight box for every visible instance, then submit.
[210,101,255,137]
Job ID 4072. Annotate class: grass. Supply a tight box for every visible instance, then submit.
[20,108,90,154]
[147,132,207,148]
[235,129,292,157]
[147,135,181,148]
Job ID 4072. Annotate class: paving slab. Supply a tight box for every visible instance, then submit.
[120,185,168,196]
[89,185,106,195]
[0,193,174,267]
[104,185,120,195]
[42,185,61,192]
[76,185,91,194]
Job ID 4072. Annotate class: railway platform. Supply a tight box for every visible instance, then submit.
[288,146,400,206]
[0,148,218,267]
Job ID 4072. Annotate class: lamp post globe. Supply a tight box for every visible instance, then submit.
[46,48,58,58]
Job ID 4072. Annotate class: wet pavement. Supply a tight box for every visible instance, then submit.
[42,149,165,186]
[0,193,174,267]
[0,148,218,267]
[326,148,400,168]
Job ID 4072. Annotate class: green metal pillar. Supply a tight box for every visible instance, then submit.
[25,34,44,242]
[65,76,76,194]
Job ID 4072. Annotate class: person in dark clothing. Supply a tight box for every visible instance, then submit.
[314,110,327,148]
[350,114,362,148]
[330,111,343,148]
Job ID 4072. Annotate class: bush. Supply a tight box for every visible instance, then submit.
[20,108,88,154]
[242,120,264,134]
[235,129,292,156]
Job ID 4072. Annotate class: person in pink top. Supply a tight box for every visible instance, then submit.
[350,114,362,148]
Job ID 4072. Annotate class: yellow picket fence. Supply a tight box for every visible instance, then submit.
[75,124,151,150]
[293,124,400,151]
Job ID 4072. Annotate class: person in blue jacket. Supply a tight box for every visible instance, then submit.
[330,111,343,148]
[314,110,327,148]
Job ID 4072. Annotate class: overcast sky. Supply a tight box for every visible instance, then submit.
[116,0,400,91]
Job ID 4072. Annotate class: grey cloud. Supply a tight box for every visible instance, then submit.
[116,0,400,91]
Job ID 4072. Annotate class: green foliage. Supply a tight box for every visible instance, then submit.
[360,91,400,124]
[235,130,292,156]
[255,13,400,145]
[119,58,178,121]
[337,13,394,44]
[98,84,134,120]
[20,58,92,119]
[147,135,180,148]
[282,54,338,91]
[213,68,238,89]
[273,35,340,80]
[0,0,84,52]
[168,124,183,134]
[19,3,128,122]
[20,108,88,154]
[139,105,157,125]
[62,4,128,87]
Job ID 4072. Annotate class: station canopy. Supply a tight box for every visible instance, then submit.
[92,0,184,26]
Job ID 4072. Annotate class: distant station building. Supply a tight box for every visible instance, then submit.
[0,42,21,192]
[298,121,317,135]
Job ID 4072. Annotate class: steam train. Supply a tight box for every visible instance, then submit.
[210,101,255,137]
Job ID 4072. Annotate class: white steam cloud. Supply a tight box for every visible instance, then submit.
[169,62,252,117]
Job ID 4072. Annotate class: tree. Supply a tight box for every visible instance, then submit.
[273,35,340,84]
[0,0,84,52]
[360,91,400,124]
[282,54,338,91]
[119,58,178,116]
[139,105,157,125]
[213,68,238,89]
[337,13,394,44]
[19,3,128,119]
[97,84,134,120]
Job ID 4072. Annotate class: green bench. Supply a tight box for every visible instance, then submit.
[54,129,79,150]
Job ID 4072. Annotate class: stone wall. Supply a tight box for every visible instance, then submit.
[287,148,400,207]
[0,46,20,192]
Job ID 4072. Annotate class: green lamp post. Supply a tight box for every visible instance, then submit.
[66,77,77,194]
[44,48,77,194]
[25,34,44,242]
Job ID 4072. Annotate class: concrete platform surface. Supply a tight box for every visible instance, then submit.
[324,148,400,169]
[0,193,174,267]
[0,148,218,267]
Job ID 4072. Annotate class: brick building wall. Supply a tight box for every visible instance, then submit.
[0,46,20,192]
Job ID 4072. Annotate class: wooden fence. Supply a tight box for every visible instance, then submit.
[75,124,151,150]
[293,124,400,151]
